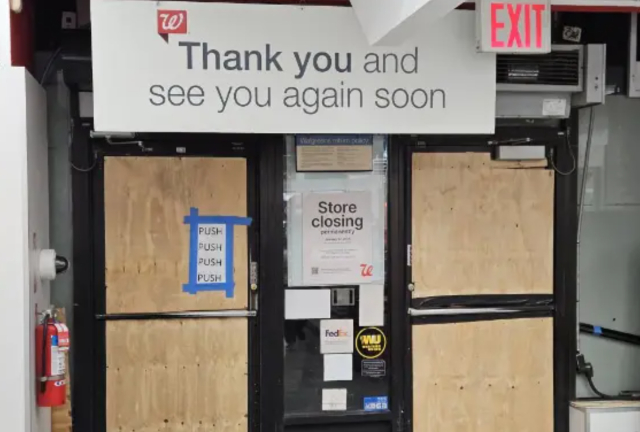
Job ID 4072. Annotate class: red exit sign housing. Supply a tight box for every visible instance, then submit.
[476,0,551,54]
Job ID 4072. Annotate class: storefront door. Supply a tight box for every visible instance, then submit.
[407,146,555,432]
[72,132,574,432]
[99,149,258,432]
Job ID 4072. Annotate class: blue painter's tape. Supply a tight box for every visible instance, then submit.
[187,208,199,293]
[225,219,234,298]
[182,207,252,297]
[183,214,253,225]
[364,396,389,412]
[594,326,602,335]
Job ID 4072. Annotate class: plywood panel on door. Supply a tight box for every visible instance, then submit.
[106,318,248,432]
[411,152,554,298]
[410,151,554,432]
[412,319,553,432]
[104,156,248,313]
[103,156,251,432]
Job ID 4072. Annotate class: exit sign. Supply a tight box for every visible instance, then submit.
[476,0,551,54]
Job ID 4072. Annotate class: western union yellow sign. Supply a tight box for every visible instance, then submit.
[355,327,387,359]
[361,334,382,345]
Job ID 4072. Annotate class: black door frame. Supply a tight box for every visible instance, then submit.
[390,124,578,432]
[70,92,285,432]
[282,135,397,432]
[71,82,576,432]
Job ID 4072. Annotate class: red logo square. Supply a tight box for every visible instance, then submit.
[157,10,187,35]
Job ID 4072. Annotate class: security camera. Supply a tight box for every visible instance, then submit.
[55,255,69,275]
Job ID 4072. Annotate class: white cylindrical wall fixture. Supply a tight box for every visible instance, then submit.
[38,249,58,281]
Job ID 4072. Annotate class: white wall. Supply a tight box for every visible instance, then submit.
[47,78,75,366]
[0,1,12,65]
[26,67,53,432]
[577,96,640,396]
[0,66,52,432]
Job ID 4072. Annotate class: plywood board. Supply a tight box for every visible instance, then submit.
[104,156,248,313]
[106,318,248,432]
[413,318,553,432]
[411,152,554,297]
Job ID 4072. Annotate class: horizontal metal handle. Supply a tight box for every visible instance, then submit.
[97,309,257,321]
[408,307,519,317]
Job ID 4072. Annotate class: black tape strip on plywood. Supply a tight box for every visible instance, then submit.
[410,308,553,325]
[410,294,554,325]
[411,294,553,309]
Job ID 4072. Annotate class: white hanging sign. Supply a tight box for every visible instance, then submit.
[302,191,374,286]
[90,1,496,134]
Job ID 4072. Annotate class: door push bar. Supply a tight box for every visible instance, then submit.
[97,309,257,321]
[408,307,519,316]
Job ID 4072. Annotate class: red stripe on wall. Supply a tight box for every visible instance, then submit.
[9,0,33,73]
[3,0,635,76]
[551,5,640,12]
[175,0,640,12]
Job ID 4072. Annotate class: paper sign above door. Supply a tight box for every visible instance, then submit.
[296,135,374,173]
[90,1,496,134]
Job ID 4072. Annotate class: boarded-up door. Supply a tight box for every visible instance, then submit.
[103,156,251,432]
[410,152,554,432]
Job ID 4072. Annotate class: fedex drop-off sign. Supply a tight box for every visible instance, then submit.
[476,0,551,54]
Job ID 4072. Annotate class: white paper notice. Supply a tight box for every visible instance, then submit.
[285,289,331,320]
[50,346,66,376]
[542,98,567,117]
[322,388,347,411]
[196,224,226,284]
[324,354,353,382]
[320,319,354,354]
[359,284,384,327]
[302,191,374,286]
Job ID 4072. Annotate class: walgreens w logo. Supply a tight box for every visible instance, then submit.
[157,10,187,35]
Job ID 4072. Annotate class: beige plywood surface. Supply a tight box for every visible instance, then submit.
[411,152,554,297]
[104,156,248,313]
[106,318,248,432]
[413,319,553,432]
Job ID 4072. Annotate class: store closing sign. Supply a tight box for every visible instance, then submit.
[302,192,374,286]
[476,0,551,54]
[90,1,496,134]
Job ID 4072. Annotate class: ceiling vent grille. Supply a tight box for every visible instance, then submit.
[496,45,583,92]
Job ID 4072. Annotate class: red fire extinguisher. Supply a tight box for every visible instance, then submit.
[35,310,70,407]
